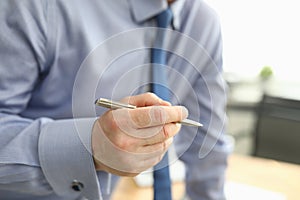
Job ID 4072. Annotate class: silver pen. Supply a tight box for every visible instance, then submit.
[95,98,203,127]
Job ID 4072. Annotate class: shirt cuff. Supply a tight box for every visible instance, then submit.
[38,118,101,200]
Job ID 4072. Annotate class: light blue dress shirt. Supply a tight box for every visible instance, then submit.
[0,0,232,199]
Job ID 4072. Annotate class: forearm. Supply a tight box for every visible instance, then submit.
[0,113,102,199]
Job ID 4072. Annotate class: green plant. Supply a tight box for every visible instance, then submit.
[259,66,273,80]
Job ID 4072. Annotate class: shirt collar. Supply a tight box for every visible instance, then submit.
[129,0,186,30]
[170,0,186,30]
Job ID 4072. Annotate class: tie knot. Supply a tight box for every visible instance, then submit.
[156,8,173,28]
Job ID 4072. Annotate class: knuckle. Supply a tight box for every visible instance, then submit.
[113,136,123,149]
[131,110,150,127]
[162,137,173,151]
[162,125,170,140]
[114,136,129,150]
[115,137,138,152]
[152,107,166,124]
[146,92,156,99]
[162,141,167,151]
[109,117,119,132]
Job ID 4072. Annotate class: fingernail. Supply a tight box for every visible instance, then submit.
[176,122,182,129]
[166,137,173,146]
[181,106,188,118]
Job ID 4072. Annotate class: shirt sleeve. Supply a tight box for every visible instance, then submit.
[39,118,101,199]
[175,1,233,199]
[0,115,101,200]
[0,1,102,199]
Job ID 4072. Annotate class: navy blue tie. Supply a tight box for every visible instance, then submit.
[151,8,173,200]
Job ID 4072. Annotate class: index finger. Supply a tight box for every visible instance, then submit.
[129,105,188,128]
[121,93,171,107]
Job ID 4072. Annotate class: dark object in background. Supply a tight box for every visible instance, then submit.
[254,94,300,164]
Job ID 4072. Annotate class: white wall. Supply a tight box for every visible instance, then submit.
[205,0,300,81]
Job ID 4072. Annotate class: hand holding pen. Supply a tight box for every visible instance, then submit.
[91,93,199,177]
[95,97,202,127]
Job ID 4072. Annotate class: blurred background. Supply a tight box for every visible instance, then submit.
[206,0,300,163]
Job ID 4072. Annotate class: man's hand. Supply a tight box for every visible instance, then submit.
[92,93,188,176]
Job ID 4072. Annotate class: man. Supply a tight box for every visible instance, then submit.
[0,0,231,199]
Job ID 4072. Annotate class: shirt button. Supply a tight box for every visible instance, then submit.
[71,180,84,192]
